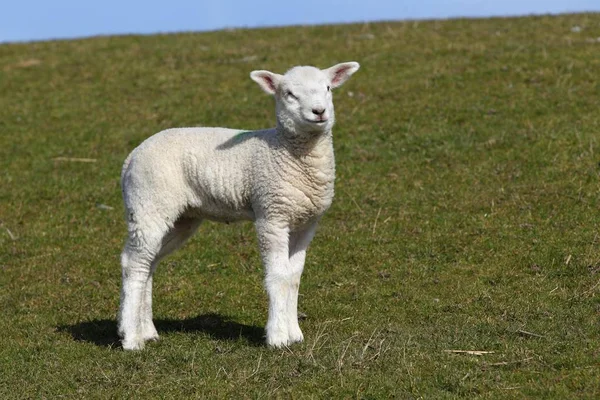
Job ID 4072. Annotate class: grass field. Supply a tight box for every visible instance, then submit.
[1,12,600,398]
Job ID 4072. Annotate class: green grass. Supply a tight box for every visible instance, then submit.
[1,13,600,398]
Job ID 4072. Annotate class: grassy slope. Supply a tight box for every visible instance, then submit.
[1,13,600,398]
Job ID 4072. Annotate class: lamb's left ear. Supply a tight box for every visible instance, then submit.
[250,70,282,95]
[324,62,360,89]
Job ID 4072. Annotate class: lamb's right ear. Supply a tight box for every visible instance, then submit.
[250,70,282,95]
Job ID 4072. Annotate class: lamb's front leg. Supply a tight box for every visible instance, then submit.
[287,221,319,344]
[255,220,294,348]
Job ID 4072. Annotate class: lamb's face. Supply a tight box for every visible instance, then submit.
[250,62,360,136]
[276,67,334,134]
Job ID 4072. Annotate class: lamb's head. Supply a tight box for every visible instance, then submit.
[251,62,360,137]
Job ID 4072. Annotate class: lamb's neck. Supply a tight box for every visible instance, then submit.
[276,124,334,160]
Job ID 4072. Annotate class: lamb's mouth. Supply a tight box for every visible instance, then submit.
[305,118,328,124]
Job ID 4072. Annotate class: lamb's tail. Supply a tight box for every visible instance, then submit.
[120,150,135,183]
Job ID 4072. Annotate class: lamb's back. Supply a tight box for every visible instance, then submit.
[121,127,267,222]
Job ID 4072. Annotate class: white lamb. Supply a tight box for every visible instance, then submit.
[118,61,360,350]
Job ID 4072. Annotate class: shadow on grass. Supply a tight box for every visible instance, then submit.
[56,313,265,348]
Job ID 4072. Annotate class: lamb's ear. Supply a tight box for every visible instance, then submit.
[250,70,282,95]
[324,62,360,89]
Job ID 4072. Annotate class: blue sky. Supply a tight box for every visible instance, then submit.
[2,0,599,43]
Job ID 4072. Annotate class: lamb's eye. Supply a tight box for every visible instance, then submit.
[286,91,297,99]
[326,85,331,92]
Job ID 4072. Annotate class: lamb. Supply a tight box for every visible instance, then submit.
[117,61,360,350]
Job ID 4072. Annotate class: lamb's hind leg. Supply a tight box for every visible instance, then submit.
[140,218,202,342]
[118,225,163,351]
[287,221,319,344]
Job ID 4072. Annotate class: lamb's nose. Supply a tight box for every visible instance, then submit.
[312,107,325,116]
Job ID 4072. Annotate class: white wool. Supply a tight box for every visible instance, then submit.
[118,62,360,350]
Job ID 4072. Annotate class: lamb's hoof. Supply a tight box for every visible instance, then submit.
[142,325,160,342]
[143,332,160,342]
[288,325,304,344]
[122,337,145,351]
[266,328,290,348]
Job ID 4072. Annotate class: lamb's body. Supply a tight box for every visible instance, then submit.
[118,62,359,350]
[122,127,334,229]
